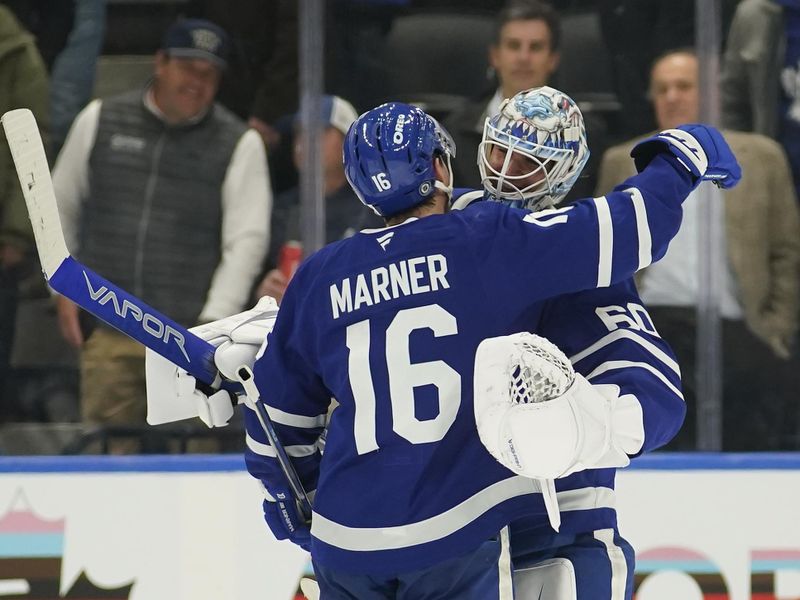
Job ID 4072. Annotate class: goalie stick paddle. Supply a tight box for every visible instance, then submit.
[2,108,312,519]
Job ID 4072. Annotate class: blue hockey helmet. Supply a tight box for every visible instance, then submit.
[478,86,590,211]
[343,102,456,217]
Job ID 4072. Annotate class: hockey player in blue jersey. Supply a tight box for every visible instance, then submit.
[143,95,739,596]
[234,100,739,599]
[456,86,736,599]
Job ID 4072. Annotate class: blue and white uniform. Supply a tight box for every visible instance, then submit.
[244,155,692,577]
[450,188,684,599]
[514,277,682,598]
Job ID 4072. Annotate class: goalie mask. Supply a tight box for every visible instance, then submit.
[478,86,589,211]
[344,102,456,218]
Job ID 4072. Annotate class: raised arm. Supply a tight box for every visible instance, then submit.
[476,125,741,309]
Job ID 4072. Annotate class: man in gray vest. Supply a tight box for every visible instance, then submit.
[52,18,271,451]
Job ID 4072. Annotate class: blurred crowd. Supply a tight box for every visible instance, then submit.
[1,0,799,455]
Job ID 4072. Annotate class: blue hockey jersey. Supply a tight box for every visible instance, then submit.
[501,274,683,561]
[450,195,685,562]
[245,155,692,575]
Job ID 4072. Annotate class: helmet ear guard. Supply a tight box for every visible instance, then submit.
[343,103,456,217]
[479,86,590,211]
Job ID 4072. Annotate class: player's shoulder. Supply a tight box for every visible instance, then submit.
[450,197,529,233]
[545,277,640,309]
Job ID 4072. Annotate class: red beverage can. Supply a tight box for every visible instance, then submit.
[278,241,303,280]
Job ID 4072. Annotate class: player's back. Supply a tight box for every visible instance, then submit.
[255,201,611,574]
[253,158,693,573]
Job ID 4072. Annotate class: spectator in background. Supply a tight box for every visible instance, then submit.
[596,49,800,451]
[52,18,270,452]
[256,94,382,304]
[444,0,558,190]
[0,5,48,412]
[721,0,800,199]
[48,0,107,160]
[444,0,604,199]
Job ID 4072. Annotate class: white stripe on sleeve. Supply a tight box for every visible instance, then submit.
[243,402,327,428]
[594,196,613,287]
[245,434,318,458]
[570,329,681,377]
[624,187,653,269]
[585,360,684,400]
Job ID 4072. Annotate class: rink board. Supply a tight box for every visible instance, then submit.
[0,453,798,600]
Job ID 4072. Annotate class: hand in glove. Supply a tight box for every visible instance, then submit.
[263,486,312,552]
[631,124,742,189]
[145,296,279,427]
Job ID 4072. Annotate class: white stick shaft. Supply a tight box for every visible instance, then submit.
[1,108,69,278]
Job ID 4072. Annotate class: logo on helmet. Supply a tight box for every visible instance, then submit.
[393,114,407,144]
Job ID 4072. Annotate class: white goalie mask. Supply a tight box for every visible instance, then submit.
[478,86,590,211]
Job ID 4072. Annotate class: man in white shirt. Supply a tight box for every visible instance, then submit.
[595,49,800,450]
[52,18,270,451]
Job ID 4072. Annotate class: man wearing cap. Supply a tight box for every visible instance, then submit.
[51,18,271,451]
[255,94,383,304]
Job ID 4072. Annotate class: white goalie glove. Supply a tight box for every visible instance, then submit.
[145,296,280,428]
[474,332,645,530]
[474,331,645,478]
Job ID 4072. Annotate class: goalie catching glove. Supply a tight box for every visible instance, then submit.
[473,332,645,480]
[630,123,741,189]
[145,296,279,427]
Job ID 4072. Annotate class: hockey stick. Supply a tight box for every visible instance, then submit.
[1,108,312,521]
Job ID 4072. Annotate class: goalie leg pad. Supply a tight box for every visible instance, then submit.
[514,558,577,600]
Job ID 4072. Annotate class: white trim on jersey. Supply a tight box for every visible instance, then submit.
[498,527,513,600]
[594,197,614,287]
[245,434,318,458]
[625,187,653,270]
[569,329,681,377]
[244,402,327,429]
[594,528,629,600]
[585,360,684,401]
[556,486,616,512]
[310,479,616,552]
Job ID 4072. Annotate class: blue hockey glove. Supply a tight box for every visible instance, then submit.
[630,124,742,189]
[263,487,311,552]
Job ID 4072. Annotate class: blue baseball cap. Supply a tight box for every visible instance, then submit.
[162,18,230,68]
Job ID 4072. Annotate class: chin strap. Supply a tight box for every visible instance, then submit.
[434,153,455,202]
